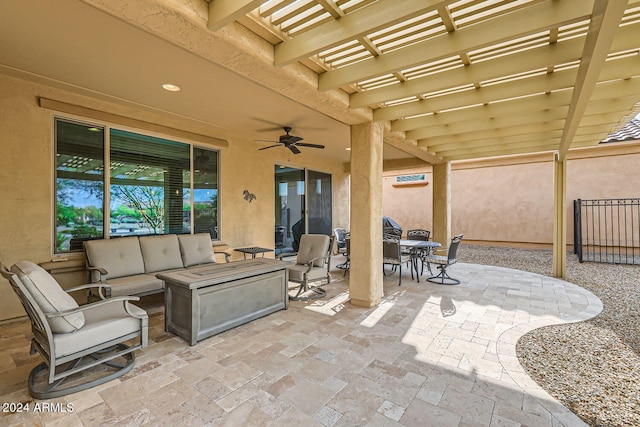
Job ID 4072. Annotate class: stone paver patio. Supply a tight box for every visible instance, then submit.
[0,260,602,426]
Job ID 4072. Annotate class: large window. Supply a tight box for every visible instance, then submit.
[55,118,219,253]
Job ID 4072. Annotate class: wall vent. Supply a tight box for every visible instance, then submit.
[393,173,428,187]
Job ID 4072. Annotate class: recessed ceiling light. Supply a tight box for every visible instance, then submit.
[162,83,181,92]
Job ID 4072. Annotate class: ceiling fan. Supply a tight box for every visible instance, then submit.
[256,127,325,154]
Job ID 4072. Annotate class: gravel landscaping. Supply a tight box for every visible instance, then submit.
[458,244,640,427]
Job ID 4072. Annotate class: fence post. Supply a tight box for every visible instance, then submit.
[574,199,583,262]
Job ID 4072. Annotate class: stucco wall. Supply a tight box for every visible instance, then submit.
[0,74,350,322]
[382,177,434,233]
[452,160,555,244]
[384,146,640,247]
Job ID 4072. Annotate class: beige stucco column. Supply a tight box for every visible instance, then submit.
[349,121,384,307]
[552,153,567,278]
[432,162,452,246]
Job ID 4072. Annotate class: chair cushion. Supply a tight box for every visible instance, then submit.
[288,264,329,282]
[54,301,147,358]
[85,237,145,280]
[427,255,455,265]
[383,254,411,265]
[178,233,216,267]
[11,261,84,333]
[139,234,184,273]
[296,234,330,267]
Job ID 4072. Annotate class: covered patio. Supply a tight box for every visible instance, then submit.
[1,257,605,426]
[1,1,640,425]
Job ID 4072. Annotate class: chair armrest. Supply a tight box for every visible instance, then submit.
[65,283,112,300]
[302,255,332,271]
[276,252,298,261]
[45,296,143,319]
[65,283,112,293]
[86,265,108,283]
[214,251,231,263]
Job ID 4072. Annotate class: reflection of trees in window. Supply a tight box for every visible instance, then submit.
[111,185,164,234]
[55,121,105,251]
[110,129,190,236]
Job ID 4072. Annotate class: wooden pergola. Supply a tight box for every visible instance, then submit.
[206,0,640,279]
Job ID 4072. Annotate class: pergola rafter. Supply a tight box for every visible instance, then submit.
[317,0,593,91]
[224,0,640,165]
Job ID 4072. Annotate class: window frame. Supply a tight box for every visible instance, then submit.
[52,115,221,254]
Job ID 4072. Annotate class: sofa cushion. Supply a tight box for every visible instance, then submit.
[296,234,330,267]
[139,234,184,273]
[85,237,145,279]
[178,233,216,267]
[11,261,85,333]
[104,275,165,297]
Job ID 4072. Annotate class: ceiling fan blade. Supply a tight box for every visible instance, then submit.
[295,143,325,149]
[255,139,280,143]
[288,145,301,154]
[259,144,282,150]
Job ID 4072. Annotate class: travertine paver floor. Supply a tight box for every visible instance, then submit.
[0,260,602,426]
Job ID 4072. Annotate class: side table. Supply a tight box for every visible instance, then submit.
[234,246,274,259]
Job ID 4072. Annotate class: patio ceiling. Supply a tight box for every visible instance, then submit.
[1,0,639,165]
[229,0,640,163]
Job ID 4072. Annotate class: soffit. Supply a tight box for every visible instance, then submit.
[233,0,640,162]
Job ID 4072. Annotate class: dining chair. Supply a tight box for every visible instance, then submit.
[426,234,464,285]
[407,229,431,274]
[333,228,347,255]
[407,229,430,241]
[382,234,411,285]
[334,228,349,270]
[343,232,351,276]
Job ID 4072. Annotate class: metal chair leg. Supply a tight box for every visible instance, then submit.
[427,264,460,285]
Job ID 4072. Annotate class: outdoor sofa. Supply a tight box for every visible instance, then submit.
[84,233,230,298]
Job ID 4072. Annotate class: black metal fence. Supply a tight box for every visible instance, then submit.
[574,198,640,264]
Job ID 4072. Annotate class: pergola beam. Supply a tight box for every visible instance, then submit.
[419,120,567,147]
[319,0,592,91]
[353,36,582,109]
[419,105,629,150]
[351,21,639,109]
[375,70,578,122]
[424,130,564,152]
[443,145,561,162]
[384,138,443,165]
[407,107,569,140]
[375,53,639,122]
[208,0,263,31]
[557,0,628,160]
[435,139,561,158]
[274,0,445,66]
[393,92,571,132]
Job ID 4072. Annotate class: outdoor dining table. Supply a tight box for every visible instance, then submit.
[400,239,441,283]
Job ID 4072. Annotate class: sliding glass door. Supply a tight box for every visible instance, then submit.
[307,170,332,235]
[274,166,332,254]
